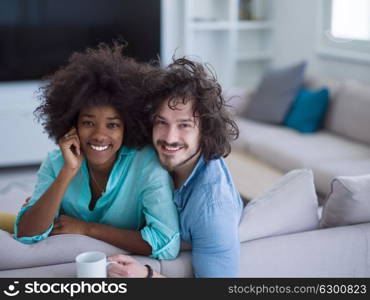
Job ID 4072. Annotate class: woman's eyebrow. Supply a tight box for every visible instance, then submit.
[107,116,121,120]
[81,113,95,118]
[80,114,121,120]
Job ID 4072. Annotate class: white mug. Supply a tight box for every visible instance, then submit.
[75,251,116,278]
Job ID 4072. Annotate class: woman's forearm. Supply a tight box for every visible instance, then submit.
[86,222,152,256]
[17,167,76,237]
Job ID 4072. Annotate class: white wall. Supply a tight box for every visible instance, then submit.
[160,0,185,65]
[161,0,370,84]
[271,0,370,84]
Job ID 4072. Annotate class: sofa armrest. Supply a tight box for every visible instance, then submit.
[160,250,193,278]
[0,213,16,234]
[240,223,370,277]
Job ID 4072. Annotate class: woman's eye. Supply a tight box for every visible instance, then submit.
[179,123,190,129]
[82,121,94,126]
[108,123,120,129]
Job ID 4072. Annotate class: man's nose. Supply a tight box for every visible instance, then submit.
[163,125,179,144]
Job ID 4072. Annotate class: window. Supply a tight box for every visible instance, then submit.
[331,0,370,41]
[318,0,370,63]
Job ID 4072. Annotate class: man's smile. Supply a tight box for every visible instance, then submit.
[161,144,184,154]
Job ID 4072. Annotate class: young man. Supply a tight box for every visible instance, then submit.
[108,58,243,278]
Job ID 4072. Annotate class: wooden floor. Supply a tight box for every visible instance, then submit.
[225,150,283,202]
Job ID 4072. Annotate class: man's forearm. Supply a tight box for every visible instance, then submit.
[86,222,152,256]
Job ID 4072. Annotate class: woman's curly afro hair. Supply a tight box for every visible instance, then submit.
[35,42,154,148]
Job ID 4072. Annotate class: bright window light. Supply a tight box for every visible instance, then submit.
[331,0,370,40]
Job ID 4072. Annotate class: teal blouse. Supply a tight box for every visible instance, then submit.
[14,146,180,260]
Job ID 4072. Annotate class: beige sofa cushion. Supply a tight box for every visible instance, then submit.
[239,169,319,243]
[320,174,370,228]
[236,118,370,173]
[0,231,130,271]
[303,75,341,99]
[325,80,370,145]
[312,159,370,196]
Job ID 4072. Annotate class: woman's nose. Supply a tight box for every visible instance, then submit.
[91,126,108,141]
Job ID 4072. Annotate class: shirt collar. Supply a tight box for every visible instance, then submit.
[118,145,136,157]
[179,155,206,190]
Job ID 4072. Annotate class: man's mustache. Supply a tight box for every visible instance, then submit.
[156,140,185,148]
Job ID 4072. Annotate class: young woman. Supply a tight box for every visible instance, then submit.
[14,43,180,260]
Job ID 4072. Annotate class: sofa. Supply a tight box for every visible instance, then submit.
[1,70,370,277]
[1,223,369,278]
[1,168,370,278]
[226,74,370,201]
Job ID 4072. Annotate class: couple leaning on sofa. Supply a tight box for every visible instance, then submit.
[14,43,243,278]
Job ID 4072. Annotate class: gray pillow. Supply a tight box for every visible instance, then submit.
[245,62,306,124]
[320,174,370,228]
[0,232,129,270]
[239,169,319,242]
[324,80,370,145]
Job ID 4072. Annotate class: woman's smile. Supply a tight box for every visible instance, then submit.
[77,105,124,170]
[88,143,112,152]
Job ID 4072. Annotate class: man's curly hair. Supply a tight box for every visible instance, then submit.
[147,57,239,162]
[34,42,153,148]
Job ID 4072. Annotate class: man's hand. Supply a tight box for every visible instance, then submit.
[50,215,89,236]
[107,254,149,278]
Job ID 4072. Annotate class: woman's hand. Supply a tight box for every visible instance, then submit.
[21,196,31,208]
[50,215,89,236]
[58,127,84,173]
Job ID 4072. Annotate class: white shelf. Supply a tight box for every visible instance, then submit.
[189,21,230,30]
[183,0,273,89]
[236,21,272,30]
[237,51,272,61]
[190,21,272,31]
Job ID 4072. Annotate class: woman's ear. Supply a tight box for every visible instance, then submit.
[74,117,80,136]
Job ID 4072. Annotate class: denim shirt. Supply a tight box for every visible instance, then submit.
[174,156,243,277]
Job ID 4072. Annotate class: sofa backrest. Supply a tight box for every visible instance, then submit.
[225,76,370,146]
[303,75,341,100]
[323,79,370,146]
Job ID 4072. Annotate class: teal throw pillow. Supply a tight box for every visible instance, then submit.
[284,87,329,133]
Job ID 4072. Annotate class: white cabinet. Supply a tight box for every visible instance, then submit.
[182,0,273,89]
[0,81,56,167]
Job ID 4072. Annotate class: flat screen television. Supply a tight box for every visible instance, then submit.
[0,0,161,81]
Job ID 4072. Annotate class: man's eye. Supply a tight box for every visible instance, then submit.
[155,120,166,126]
[179,123,190,128]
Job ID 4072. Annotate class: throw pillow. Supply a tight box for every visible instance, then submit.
[244,61,306,124]
[284,87,329,133]
[0,232,129,270]
[320,174,370,228]
[324,80,370,145]
[239,169,319,243]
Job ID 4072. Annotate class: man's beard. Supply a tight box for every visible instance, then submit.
[156,140,201,172]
